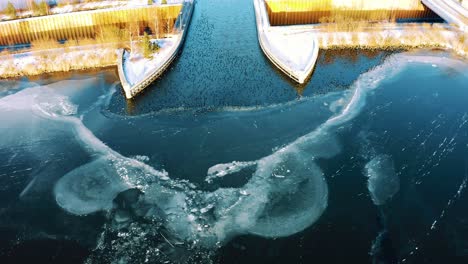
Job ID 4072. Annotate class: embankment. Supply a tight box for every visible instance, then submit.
[0,45,118,79]
[312,23,467,57]
[118,0,195,99]
[0,4,183,79]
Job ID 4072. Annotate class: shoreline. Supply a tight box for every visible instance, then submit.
[253,0,467,85]
[1,45,466,80]
[0,45,119,79]
[272,21,468,56]
[313,24,467,57]
[3,65,119,83]
[0,61,118,80]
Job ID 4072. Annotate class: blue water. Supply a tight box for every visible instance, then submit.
[0,0,468,263]
[0,50,467,264]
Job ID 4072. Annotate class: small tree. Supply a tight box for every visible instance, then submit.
[141,32,159,59]
[147,0,153,5]
[148,8,161,39]
[31,1,40,16]
[39,1,49,16]
[31,1,49,16]
[127,22,140,53]
[162,0,167,4]
[142,32,153,59]
[160,9,171,35]
[4,2,17,19]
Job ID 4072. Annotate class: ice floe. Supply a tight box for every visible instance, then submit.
[365,154,400,206]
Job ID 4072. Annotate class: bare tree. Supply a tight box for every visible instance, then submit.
[128,22,140,53]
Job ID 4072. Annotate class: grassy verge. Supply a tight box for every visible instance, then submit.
[315,23,468,57]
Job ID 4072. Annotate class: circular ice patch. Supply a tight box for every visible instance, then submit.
[54,156,130,215]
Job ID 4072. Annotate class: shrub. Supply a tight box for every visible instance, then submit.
[31,1,40,16]
[142,32,159,59]
[4,2,17,19]
[31,1,49,16]
[39,1,49,16]
[31,38,61,50]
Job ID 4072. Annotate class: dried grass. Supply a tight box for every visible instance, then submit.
[316,21,467,57]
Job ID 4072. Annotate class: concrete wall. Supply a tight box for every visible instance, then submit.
[265,0,439,25]
[0,5,182,46]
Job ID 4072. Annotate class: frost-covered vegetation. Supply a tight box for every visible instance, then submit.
[0,46,118,78]
[0,3,178,78]
[141,32,160,59]
[315,21,468,57]
[0,0,182,21]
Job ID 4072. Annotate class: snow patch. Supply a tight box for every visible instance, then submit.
[206,161,257,183]
[123,37,178,86]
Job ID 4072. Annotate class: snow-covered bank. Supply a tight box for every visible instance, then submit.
[255,0,466,83]
[118,0,194,99]
[51,0,185,14]
[0,45,118,79]
[123,37,178,86]
[313,23,467,57]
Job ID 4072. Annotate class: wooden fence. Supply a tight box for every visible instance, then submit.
[0,4,182,46]
[265,0,440,25]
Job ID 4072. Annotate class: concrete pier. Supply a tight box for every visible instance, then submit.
[253,0,319,84]
[422,0,468,31]
[253,0,467,84]
[117,0,195,99]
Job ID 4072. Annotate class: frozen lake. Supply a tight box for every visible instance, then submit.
[1,0,468,263]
